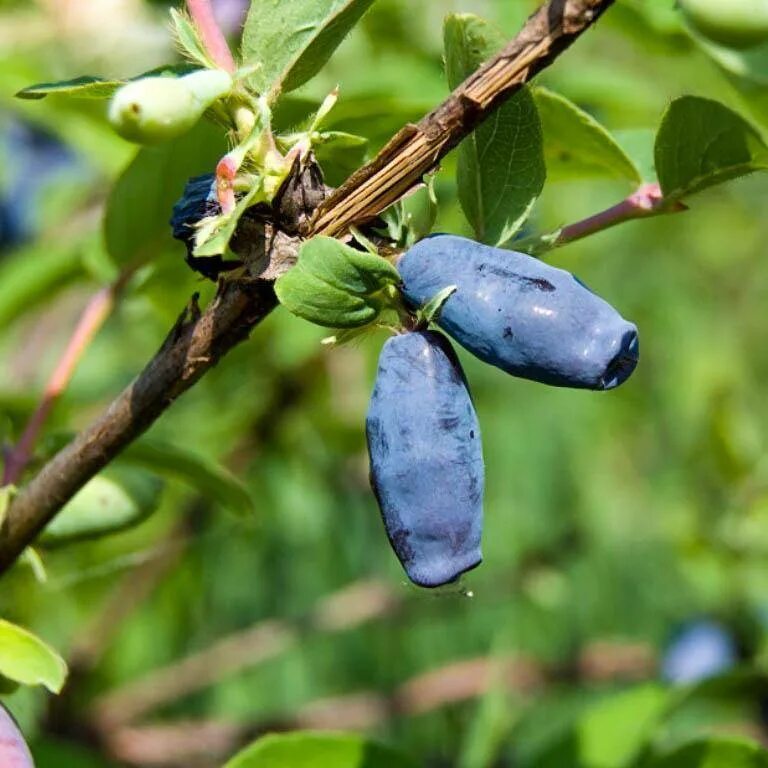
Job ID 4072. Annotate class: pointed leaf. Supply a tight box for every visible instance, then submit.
[444,14,545,246]
[533,87,641,184]
[655,96,768,201]
[0,620,67,693]
[15,65,200,101]
[122,439,255,517]
[242,0,376,97]
[224,731,417,768]
[170,8,215,69]
[313,131,368,187]
[40,468,163,545]
[193,181,266,257]
[16,76,123,101]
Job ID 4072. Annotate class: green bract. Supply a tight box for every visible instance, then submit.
[680,0,768,49]
[108,69,233,144]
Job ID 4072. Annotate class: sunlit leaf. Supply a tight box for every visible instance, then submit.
[224,732,417,768]
[655,96,768,201]
[242,0,376,97]
[533,87,641,184]
[0,620,67,693]
[444,14,545,246]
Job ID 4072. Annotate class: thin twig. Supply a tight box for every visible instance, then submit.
[556,182,686,246]
[186,0,236,73]
[2,271,133,486]
[308,0,616,238]
[0,0,616,574]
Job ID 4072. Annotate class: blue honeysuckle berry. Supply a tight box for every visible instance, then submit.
[170,173,219,244]
[366,330,484,588]
[397,234,639,391]
[170,173,241,280]
[661,620,738,685]
[0,704,34,768]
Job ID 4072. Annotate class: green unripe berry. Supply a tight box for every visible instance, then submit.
[109,69,232,144]
[679,0,768,49]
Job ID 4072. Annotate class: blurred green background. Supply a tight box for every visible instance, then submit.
[3,0,768,766]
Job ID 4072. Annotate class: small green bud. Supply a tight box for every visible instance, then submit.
[108,70,232,144]
[680,0,768,49]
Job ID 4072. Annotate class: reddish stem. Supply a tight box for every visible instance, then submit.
[186,0,236,74]
[557,183,686,245]
[2,274,131,486]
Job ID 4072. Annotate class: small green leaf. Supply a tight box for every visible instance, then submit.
[533,87,642,184]
[420,285,457,324]
[646,738,768,768]
[655,95,768,201]
[242,0,376,97]
[313,131,368,187]
[40,468,163,546]
[399,176,438,247]
[223,731,417,768]
[121,439,255,517]
[15,65,200,101]
[170,8,215,69]
[193,181,266,257]
[104,121,226,266]
[444,14,545,246]
[15,76,123,101]
[0,620,67,693]
[275,236,399,328]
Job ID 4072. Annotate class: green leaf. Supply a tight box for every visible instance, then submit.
[121,439,255,517]
[15,76,123,101]
[170,8,215,69]
[575,684,668,768]
[645,738,768,768]
[313,131,368,187]
[275,236,400,328]
[0,620,67,693]
[39,467,163,546]
[223,731,417,768]
[533,87,642,184]
[420,285,457,324]
[104,120,226,266]
[654,96,768,201]
[192,181,266,258]
[242,0,376,97]
[15,65,200,101]
[444,14,545,246]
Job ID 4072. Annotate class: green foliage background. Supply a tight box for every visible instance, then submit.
[3,0,768,765]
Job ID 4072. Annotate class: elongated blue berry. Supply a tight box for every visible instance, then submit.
[366,330,484,588]
[398,235,639,391]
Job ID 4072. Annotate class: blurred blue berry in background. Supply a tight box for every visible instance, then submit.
[661,619,738,684]
[0,118,82,252]
[212,0,249,37]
